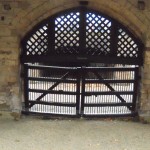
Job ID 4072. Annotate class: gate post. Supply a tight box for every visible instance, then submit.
[76,68,81,116]
[24,64,29,114]
[81,67,86,116]
[132,67,140,113]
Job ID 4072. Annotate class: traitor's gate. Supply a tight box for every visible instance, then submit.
[21,7,143,117]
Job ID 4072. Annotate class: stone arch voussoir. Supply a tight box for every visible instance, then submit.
[13,0,147,44]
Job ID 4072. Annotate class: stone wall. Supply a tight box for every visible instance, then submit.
[140,49,150,122]
[0,0,150,121]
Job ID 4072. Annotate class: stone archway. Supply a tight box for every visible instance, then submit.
[1,0,150,121]
[14,1,147,41]
[20,6,144,117]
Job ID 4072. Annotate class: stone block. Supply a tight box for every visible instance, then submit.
[0,36,19,43]
[0,41,19,49]
[140,93,147,99]
[0,111,12,119]
[18,1,30,10]
[140,100,150,110]
[139,116,150,123]
[0,28,11,36]
[142,79,150,84]
[0,50,12,55]
[143,86,149,90]
[0,53,17,60]
[0,92,11,107]
[0,103,10,110]
[145,50,150,56]
[147,89,150,99]
[10,111,21,121]
[140,87,147,93]
[144,61,150,65]
[143,67,149,73]
[139,110,150,123]
[0,110,21,121]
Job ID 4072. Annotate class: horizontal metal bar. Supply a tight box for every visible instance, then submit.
[84,102,133,107]
[28,89,77,95]
[84,91,134,95]
[84,79,135,84]
[28,77,77,83]
[29,100,76,107]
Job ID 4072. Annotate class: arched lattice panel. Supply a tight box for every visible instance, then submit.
[25,24,48,56]
[86,12,111,55]
[55,12,80,54]
[117,28,138,58]
[21,7,143,65]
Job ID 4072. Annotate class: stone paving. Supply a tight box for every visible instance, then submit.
[0,114,150,150]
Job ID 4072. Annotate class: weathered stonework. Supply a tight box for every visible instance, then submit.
[0,0,150,121]
[139,48,150,122]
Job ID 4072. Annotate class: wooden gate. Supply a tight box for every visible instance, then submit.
[21,7,143,117]
[81,66,139,117]
[23,63,139,117]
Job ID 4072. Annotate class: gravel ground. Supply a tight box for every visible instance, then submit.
[0,114,150,150]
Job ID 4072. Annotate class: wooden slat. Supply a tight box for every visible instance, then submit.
[29,89,77,95]
[84,102,133,107]
[28,77,77,83]
[29,100,76,107]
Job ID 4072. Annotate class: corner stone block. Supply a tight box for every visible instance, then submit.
[139,110,150,123]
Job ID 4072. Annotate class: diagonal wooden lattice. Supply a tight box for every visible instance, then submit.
[55,12,80,54]
[26,25,48,55]
[117,29,138,58]
[22,8,143,65]
[86,13,111,55]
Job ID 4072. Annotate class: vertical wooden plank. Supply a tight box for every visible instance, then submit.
[76,68,81,116]
[81,67,86,115]
[132,67,139,112]
[48,17,55,55]
[24,64,29,113]
[79,6,87,55]
[110,21,118,56]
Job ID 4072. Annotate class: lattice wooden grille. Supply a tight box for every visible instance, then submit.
[86,13,111,55]
[26,25,48,56]
[117,28,138,58]
[22,8,143,65]
[55,12,80,54]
